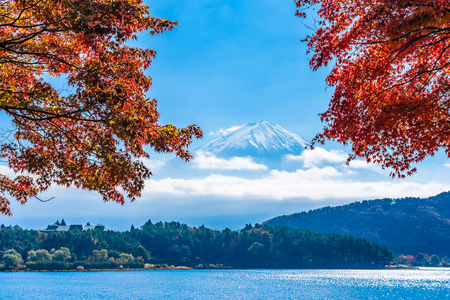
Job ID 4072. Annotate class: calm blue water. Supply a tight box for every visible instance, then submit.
[1,268,449,299]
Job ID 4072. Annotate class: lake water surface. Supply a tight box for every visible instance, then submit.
[1,268,449,299]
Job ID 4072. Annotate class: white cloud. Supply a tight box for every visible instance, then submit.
[286,147,348,168]
[0,164,36,178]
[286,147,385,172]
[6,147,450,228]
[143,166,450,201]
[0,165,16,177]
[192,151,268,170]
[141,158,167,173]
[348,159,383,171]
[141,147,450,201]
[209,125,243,136]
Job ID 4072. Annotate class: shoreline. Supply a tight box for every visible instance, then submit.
[1,265,195,272]
[2,266,434,273]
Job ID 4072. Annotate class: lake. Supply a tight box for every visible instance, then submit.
[1,268,449,299]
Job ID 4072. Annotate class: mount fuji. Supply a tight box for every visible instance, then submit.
[199,121,309,158]
[154,121,309,177]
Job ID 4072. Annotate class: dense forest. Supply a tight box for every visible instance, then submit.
[264,192,450,258]
[0,221,392,270]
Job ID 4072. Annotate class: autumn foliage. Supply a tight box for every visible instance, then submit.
[296,0,450,176]
[0,0,202,215]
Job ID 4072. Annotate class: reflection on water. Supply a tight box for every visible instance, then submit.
[1,268,449,299]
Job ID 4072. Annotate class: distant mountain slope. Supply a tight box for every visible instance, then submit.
[200,121,309,158]
[264,192,450,257]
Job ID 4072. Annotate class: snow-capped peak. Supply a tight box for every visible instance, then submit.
[200,121,309,157]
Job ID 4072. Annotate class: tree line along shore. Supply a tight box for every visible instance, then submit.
[0,220,392,271]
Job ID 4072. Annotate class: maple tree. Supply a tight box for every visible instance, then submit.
[0,0,202,215]
[295,0,450,177]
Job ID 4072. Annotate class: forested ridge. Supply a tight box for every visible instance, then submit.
[264,192,450,257]
[0,221,392,270]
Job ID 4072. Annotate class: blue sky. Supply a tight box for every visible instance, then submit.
[2,0,450,230]
[144,0,331,141]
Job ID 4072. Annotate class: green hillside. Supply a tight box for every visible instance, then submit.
[264,192,450,257]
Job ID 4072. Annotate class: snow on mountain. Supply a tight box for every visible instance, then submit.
[199,121,309,158]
